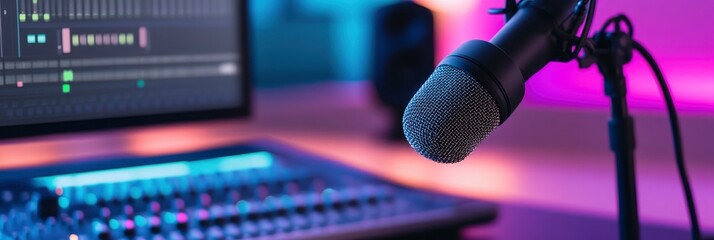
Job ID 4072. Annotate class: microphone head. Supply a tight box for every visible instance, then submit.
[403,65,501,164]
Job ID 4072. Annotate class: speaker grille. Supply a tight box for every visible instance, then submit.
[403,65,501,163]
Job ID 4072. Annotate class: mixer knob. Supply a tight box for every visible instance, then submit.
[242,221,259,237]
[150,201,162,214]
[195,209,210,228]
[209,205,225,226]
[92,221,111,240]
[188,228,205,240]
[169,231,186,240]
[149,216,162,234]
[37,190,59,220]
[100,207,111,220]
[224,224,241,238]
[174,199,186,211]
[124,205,135,217]
[207,226,224,239]
[176,212,189,232]
[123,219,136,237]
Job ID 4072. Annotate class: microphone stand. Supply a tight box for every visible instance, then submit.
[579,24,640,240]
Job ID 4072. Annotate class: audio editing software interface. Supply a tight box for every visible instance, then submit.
[0,0,243,127]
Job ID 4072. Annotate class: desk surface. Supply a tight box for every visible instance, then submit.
[1,81,712,237]
[466,203,692,240]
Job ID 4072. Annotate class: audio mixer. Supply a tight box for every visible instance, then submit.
[0,140,497,239]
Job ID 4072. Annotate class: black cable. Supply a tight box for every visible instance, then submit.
[599,15,633,37]
[571,0,596,59]
[632,40,701,240]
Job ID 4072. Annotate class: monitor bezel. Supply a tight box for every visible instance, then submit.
[0,1,251,139]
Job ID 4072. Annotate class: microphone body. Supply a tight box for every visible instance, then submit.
[403,0,581,163]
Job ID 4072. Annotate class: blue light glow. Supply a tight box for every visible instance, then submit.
[162,212,177,224]
[33,152,274,189]
[130,187,142,200]
[134,216,147,227]
[85,193,98,205]
[108,219,120,230]
[237,200,250,214]
[58,197,70,209]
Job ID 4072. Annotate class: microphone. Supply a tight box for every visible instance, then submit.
[403,0,583,164]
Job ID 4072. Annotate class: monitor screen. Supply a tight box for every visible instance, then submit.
[0,0,249,138]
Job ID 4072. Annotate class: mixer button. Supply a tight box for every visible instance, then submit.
[224,224,241,238]
[207,226,224,239]
[168,231,185,240]
[258,219,276,235]
[242,221,259,237]
[290,215,309,230]
[209,205,225,226]
[188,228,205,240]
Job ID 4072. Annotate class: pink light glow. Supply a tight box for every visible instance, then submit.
[427,0,714,112]
[414,0,478,15]
[61,28,71,54]
[526,0,714,112]
[139,27,148,48]
[416,0,502,61]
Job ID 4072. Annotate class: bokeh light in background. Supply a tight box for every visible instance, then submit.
[251,0,714,112]
[415,0,497,61]
[415,0,714,112]
[525,0,714,112]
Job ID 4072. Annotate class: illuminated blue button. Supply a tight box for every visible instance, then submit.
[108,219,120,230]
[58,197,70,209]
[85,193,98,205]
[134,215,147,228]
[162,212,176,225]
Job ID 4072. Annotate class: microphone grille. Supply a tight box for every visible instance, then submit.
[403,65,501,164]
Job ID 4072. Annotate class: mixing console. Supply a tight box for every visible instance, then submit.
[0,141,496,239]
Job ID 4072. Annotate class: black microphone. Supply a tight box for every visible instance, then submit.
[403,0,582,164]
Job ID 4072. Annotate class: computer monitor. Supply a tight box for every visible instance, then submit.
[0,0,250,138]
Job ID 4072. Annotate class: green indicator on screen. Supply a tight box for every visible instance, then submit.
[63,70,74,82]
[43,13,50,22]
[137,79,145,88]
[27,34,36,44]
[87,34,95,46]
[72,35,79,46]
[62,84,71,93]
[32,0,38,4]
[127,34,135,45]
[32,13,39,22]
[118,34,127,45]
[37,34,46,44]
[19,13,26,22]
